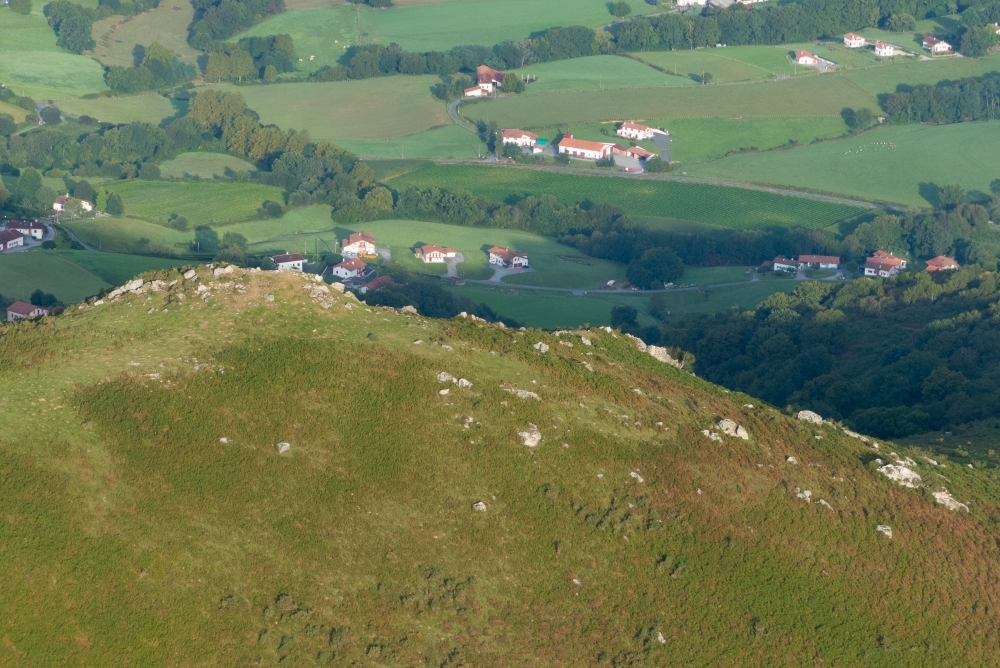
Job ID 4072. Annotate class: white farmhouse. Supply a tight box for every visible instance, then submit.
[875,41,894,57]
[6,221,45,240]
[795,51,819,65]
[0,229,24,251]
[616,122,667,141]
[341,231,376,258]
[414,244,457,263]
[798,254,840,269]
[923,35,952,53]
[271,253,305,271]
[773,257,798,272]
[844,33,866,48]
[501,129,539,147]
[331,258,367,279]
[557,135,615,160]
[488,246,529,269]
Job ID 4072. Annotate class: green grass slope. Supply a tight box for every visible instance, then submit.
[385,164,867,230]
[685,121,1000,206]
[3,266,1000,663]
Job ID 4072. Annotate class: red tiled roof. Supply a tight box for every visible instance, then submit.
[844,33,863,40]
[6,220,44,229]
[798,254,840,264]
[628,146,655,158]
[502,128,539,140]
[795,51,815,59]
[365,275,395,291]
[6,300,42,316]
[415,244,456,256]
[773,257,798,266]
[335,258,367,271]
[925,255,959,271]
[621,121,653,132]
[0,230,22,244]
[558,137,613,152]
[865,259,899,273]
[343,231,375,246]
[872,250,905,266]
[271,253,305,263]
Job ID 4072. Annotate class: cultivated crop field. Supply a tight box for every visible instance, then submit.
[461,74,875,130]
[386,164,867,230]
[236,77,449,141]
[159,153,258,180]
[98,180,285,227]
[90,0,202,68]
[240,0,662,70]
[0,251,110,303]
[55,94,177,125]
[685,121,1000,207]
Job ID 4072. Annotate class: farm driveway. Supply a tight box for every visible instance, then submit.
[443,252,465,278]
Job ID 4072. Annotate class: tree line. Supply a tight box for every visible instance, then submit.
[880,71,1000,124]
[46,0,160,54]
[188,0,284,49]
[657,267,1000,440]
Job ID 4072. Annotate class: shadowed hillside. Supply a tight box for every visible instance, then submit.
[2,266,1000,664]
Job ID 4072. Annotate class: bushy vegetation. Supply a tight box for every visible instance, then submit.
[188,0,285,49]
[45,0,160,54]
[105,42,196,93]
[881,71,1000,124]
[660,267,1000,439]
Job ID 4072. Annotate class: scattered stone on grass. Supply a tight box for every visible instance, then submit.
[796,488,812,502]
[519,424,541,448]
[877,525,893,538]
[797,410,824,424]
[786,456,798,465]
[701,430,722,442]
[277,442,291,454]
[472,501,487,512]
[933,489,969,512]
[718,419,749,440]
[401,305,417,314]
[878,463,921,488]
[630,471,644,483]
[533,342,549,352]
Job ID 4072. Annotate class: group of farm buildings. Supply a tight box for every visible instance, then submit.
[770,250,959,277]
[794,26,996,64]
[501,123,664,164]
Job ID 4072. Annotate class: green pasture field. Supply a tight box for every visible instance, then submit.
[55,94,178,125]
[840,51,1000,95]
[335,124,489,159]
[90,0,202,68]
[446,284,655,329]
[461,74,875,129]
[635,47,797,83]
[684,121,1000,207]
[679,265,754,286]
[508,56,691,93]
[364,158,437,181]
[234,77,449,141]
[159,152,258,179]
[0,52,109,100]
[797,41,882,69]
[0,100,29,123]
[97,180,285,227]
[241,0,662,71]
[52,250,188,285]
[385,164,867,230]
[0,251,110,303]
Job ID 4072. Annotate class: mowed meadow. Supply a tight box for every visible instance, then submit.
[386,164,867,230]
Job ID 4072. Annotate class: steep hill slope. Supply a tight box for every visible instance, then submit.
[2,266,1000,665]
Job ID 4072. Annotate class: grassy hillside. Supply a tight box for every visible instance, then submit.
[4,266,1000,663]
[54,94,178,125]
[236,78,450,142]
[239,0,661,70]
[335,124,489,160]
[159,152,258,180]
[0,251,110,303]
[97,180,286,227]
[385,164,868,230]
[90,0,202,68]
[685,121,1000,206]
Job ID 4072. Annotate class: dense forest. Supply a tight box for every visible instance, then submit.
[658,268,1000,440]
[880,71,1000,124]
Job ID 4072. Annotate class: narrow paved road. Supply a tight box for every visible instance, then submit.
[57,223,97,251]
[447,99,476,132]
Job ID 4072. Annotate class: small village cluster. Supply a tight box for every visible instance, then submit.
[769,250,959,278]
[501,122,665,167]
[268,231,530,292]
[0,219,46,252]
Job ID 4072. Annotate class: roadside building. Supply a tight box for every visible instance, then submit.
[922,35,952,53]
[341,231,376,258]
[798,254,840,269]
[5,220,44,240]
[556,135,615,160]
[864,259,900,277]
[414,244,457,263]
[357,275,396,295]
[0,229,24,251]
[271,253,305,271]
[464,86,486,98]
[501,129,539,147]
[331,258,368,279]
[52,196,93,213]
[925,256,960,272]
[795,51,819,65]
[872,250,907,269]
[773,257,798,272]
[844,33,866,48]
[616,122,667,141]
[488,246,529,269]
[6,301,51,321]
[612,144,655,161]
[875,41,894,56]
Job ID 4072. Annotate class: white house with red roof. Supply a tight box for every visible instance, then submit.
[616,122,667,141]
[925,255,960,272]
[476,65,505,92]
[414,244,457,263]
[271,252,305,271]
[331,258,367,279]
[612,144,656,161]
[875,41,894,57]
[922,35,952,53]
[341,231,376,258]
[798,254,840,269]
[0,229,24,251]
[52,195,92,213]
[872,250,907,268]
[488,246,529,269]
[557,135,615,160]
[6,301,51,321]
[773,257,798,272]
[5,220,45,240]
[844,33,866,48]
[795,51,819,65]
[864,251,906,277]
[501,129,539,147]
[463,86,486,97]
